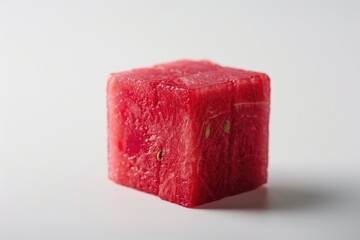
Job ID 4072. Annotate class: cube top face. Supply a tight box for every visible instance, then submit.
[110,60,269,95]
[107,60,270,207]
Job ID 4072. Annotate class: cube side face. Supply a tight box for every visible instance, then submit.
[229,104,270,193]
[229,73,270,193]
[185,71,270,206]
[187,82,233,206]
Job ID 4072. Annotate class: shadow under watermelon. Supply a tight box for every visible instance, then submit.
[197,185,333,211]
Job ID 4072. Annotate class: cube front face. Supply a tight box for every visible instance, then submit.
[107,75,161,195]
[107,61,270,207]
[107,74,197,206]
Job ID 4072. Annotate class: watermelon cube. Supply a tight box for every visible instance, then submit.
[107,60,270,207]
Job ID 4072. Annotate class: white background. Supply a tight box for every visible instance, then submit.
[1,0,360,239]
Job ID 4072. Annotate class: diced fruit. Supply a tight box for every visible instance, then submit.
[107,60,270,207]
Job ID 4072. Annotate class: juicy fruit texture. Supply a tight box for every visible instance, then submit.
[107,60,270,207]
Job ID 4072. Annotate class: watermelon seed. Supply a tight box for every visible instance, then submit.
[157,149,164,161]
[223,120,231,134]
[205,124,211,138]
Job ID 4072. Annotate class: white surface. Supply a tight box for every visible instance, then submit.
[1,0,360,239]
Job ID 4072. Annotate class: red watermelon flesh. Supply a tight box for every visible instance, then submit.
[107,60,270,207]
